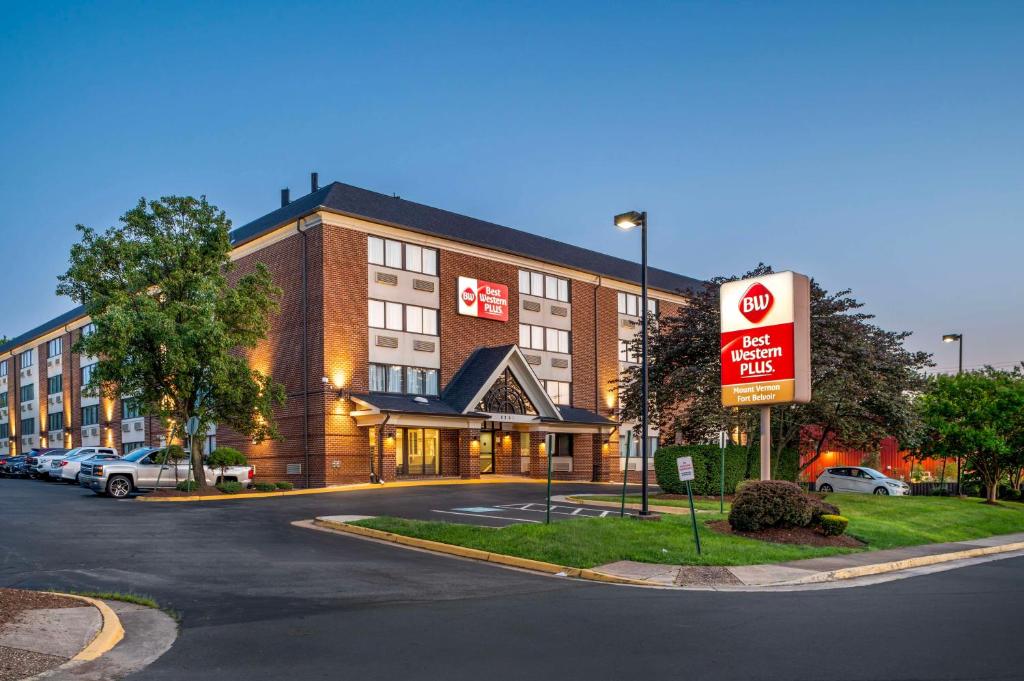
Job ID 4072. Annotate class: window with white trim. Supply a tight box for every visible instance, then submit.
[0,361,7,377]
[47,337,62,357]
[19,349,33,369]
[81,363,97,386]
[543,380,571,405]
[618,338,639,364]
[617,292,657,316]
[367,236,438,275]
[518,269,569,302]
[519,324,569,353]
[369,363,438,395]
[369,300,438,335]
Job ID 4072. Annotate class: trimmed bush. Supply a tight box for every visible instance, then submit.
[275,481,294,490]
[806,495,841,524]
[654,444,801,497]
[819,514,849,536]
[176,480,199,492]
[728,480,813,531]
[207,447,248,469]
[735,479,756,495]
[216,481,243,494]
[254,482,278,492]
[163,444,188,463]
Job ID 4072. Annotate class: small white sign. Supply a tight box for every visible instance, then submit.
[718,430,728,449]
[676,456,695,482]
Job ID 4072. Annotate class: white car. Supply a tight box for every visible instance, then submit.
[43,446,118,481]
[58,449,121,484]
[816,466,911,496]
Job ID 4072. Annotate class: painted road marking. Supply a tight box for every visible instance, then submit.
[495,503,613,518]
[452,507,502,513]
[432,510,540,523]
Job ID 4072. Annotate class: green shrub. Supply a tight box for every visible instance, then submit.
[216,481,243,494]
[735,479,756,495]
[207,447,248,469]
[175,480,199,492]
[654,445,801,496]
[254,482,278,492]
[275,481,294,490]
[807,495,840,524]
[999,487,1021,501]
[728,480,813,531]
[819,514,849,536]
[163,444,188,463]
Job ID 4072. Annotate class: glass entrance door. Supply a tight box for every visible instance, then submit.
[479,431,495,474]
[397,428,439,476]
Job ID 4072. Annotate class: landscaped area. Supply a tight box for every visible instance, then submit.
[353,494,1024,568]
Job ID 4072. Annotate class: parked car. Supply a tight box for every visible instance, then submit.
[57,449,122,484]
[24,449,71,479]
[79,447,255,498]
[42,447,118,481]
[0,455,29,478]
[816,466,911,496]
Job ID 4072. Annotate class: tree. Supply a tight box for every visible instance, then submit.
[207,446,248,485]
[618,264,931,479]
[57,196,285,490]
[916,367,1024,503]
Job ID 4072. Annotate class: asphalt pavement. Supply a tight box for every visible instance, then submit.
[1,478,1022,681]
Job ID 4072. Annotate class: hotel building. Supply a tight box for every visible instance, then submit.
[0,178,702,486]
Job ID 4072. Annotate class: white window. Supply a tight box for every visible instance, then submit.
[530,272,543,297]
[405,305,438,335]
[81,323,96,337]
[386,365,403,393]
[545,275,558,300]
[546,328,558,353]
[519,270,569,302]
[557,279,569,302]
[385,302,403,331]
[47,337,62,357]
[405,244,423,273]
[422,249,437,275]
[368,300,385,328]
[626,295,637,316]
[368,236,384,265]
[385,240,402,268]
[617,292,657,317]
[619,338,639,363]
[19,349,34,369]
[544,380,571,405]
[557,329,569,354]
[531,325,544,350]
[0,360,7,377]
[518,270,530,294]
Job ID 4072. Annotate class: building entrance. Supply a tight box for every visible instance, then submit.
[396,428,440,476]
[479,431,495,474]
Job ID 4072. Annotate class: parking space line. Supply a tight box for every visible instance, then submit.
[431,510,540,523]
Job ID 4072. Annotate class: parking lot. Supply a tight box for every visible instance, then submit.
[432,500,619,526]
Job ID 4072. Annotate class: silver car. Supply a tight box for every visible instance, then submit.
[58,450,121,484]
[45,447,118,481]
[816,466,910,496]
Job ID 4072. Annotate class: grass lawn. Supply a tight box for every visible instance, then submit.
[353,494,1024,568]
[572,494,729,512]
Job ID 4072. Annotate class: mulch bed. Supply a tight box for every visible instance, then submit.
[147,486,280,497]
[0,589,85,629]
[707,520,866,548]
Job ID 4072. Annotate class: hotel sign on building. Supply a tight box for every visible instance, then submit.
[457,276,509,321]
[720,271,811,407]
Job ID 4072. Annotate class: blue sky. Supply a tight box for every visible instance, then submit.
[0,0,1020,373]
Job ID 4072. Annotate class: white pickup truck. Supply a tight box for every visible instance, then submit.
[79,446,254,498]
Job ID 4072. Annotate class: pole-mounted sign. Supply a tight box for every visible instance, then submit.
[720,271,811,480]
[676,455,702,555]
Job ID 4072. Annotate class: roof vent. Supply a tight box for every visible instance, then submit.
[413,396,429,404]
[311,172,319,193]
[281,188,290,207]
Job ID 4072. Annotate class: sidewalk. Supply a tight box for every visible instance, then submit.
[594,531,1024,588]
[0,590,106,680]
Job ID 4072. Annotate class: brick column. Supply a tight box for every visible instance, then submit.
[380,423,398,482]
[529,431,547,478]
[457,428,480,479]
[592,434,612,482]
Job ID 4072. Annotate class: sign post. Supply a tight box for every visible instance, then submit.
[720,271,811,480]
[676,456,701,555]
[545,434,553,525]
[619,430,632,518]
[185,416,200,486]
[718,430,728,513]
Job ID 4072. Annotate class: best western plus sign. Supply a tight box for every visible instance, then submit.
[720,271,811,407]
[457,276,509,321]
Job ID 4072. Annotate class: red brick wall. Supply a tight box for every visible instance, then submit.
[570,280,596,411]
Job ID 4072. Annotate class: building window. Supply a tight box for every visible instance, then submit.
[518,269,569,302]
[81,363,97,386]
[81,404,100,426]
[81,323,96,337]
[543,380,571,405]
[518,324,569,353]
[367,236,438,275]
[0,361,7,377]
[619,435,659,458]
[618,339,639,364]
[47,412,64,431]
[547,433,573,456]
[122,441,146,456]
[122,399,142,419]
[369,300,438,335]
[47,375,63,395]
[0,391,6,408]
[405,367,439,396]
[19,349,34,369]
[617,292,657,317]
[47,337,63,357]
[19,384,34,403]
[20,418,35,436]
[369,364,438,395]
[0,423,8,439]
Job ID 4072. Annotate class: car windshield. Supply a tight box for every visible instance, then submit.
[860,468,887,479]
[122,448,154,462]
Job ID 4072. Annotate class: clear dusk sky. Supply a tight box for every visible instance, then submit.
[0,1,1021,373]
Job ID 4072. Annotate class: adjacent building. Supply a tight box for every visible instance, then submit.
[0,178,702,486]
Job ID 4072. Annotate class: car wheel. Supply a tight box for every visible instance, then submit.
[819,483,833,493]
[874,487,889,496]
[107,475,133,499]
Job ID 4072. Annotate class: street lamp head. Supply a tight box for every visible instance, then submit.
[614,210,644,230]
[942,334,962,343]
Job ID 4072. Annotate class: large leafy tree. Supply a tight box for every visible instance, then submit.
[916,367,1024,503]
[57,196,285,489]
[619,264,931,479]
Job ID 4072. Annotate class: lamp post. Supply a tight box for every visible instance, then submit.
[614,210,651,516]
[942,333,963,375]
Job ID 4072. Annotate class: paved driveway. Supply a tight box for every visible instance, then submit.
[1,478,1022,681]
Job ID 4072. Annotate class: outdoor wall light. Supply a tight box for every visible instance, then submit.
[323,375,350,400]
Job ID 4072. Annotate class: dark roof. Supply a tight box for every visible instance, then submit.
[440,345,515,413]
[547,406,617,426]
[230,181,705,296]
[350,393,487,418]
[2,179,703,355]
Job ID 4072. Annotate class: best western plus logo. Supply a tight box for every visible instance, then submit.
[461,286,477,306]
[457,276,509,321]
[739,282,774,324]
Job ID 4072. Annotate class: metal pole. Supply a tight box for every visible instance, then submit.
[958,336,963,375]
[620,430,632,517]
[545,436,553,524]
[686,480,701,555]
[760,406,771,481]
[720,435,726,514]
[640,212,650,515]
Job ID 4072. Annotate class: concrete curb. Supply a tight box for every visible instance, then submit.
[310,518,652,586]
[138,476,601,503]
[38,592,124,662]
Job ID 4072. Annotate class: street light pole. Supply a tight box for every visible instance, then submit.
[615,210,651,516]
[942,333,964,375]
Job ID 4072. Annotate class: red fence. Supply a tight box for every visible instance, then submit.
[798,435,947,483]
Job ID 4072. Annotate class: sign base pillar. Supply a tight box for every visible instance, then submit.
[760,406,771,481]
